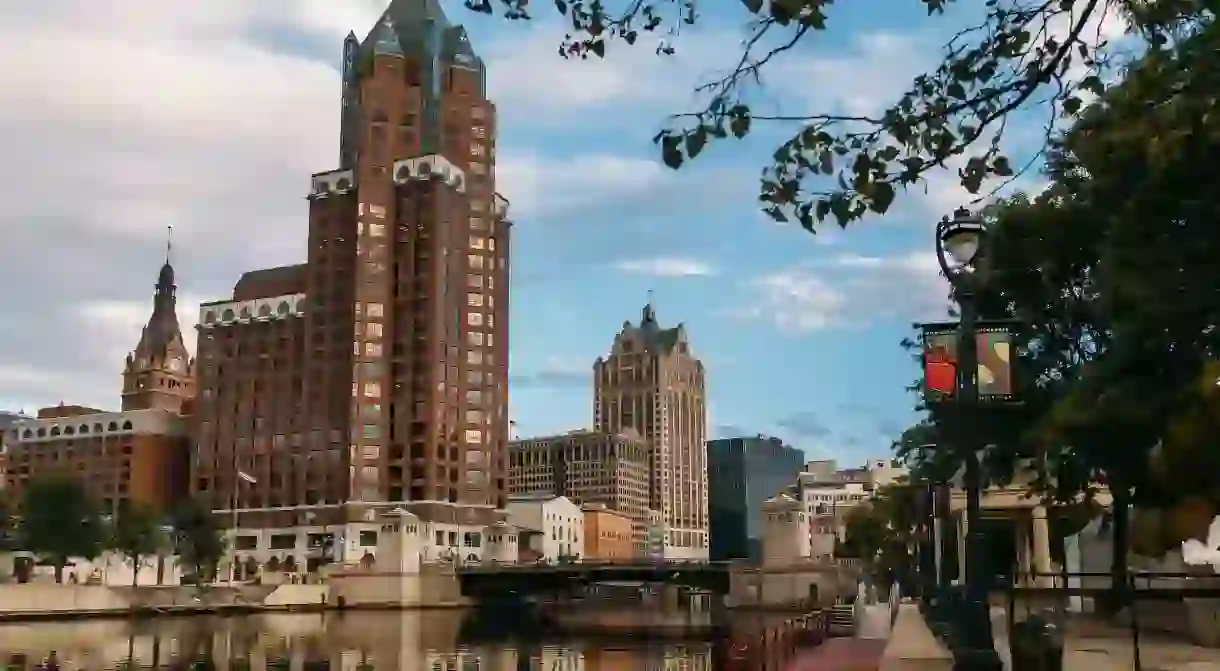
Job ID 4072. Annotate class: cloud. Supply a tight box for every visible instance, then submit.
[736,251,948,333]
[509,356,590,390]
[613,257,717,278]
[776,411,833,440]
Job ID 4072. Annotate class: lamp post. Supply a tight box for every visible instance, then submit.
[934,206,1002,670]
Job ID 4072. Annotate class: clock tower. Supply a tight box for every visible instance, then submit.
[121,239,195,414]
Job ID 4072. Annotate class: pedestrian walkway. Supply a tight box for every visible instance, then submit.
[992,607,1220,670]
[784,638,886,670]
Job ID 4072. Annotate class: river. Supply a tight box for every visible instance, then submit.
[0,609,746,670]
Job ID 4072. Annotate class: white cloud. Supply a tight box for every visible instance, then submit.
[614,257,717,278]
[740,251,947,332]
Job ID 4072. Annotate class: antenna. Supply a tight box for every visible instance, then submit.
[166,225,173,264]
[647,288,655,305]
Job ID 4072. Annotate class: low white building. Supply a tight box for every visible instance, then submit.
[506,495,583,562]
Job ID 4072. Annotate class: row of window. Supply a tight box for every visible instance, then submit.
[10,419,135,440]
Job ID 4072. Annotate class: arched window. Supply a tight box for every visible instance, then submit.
[93,423,103,432]
[204,311,217,324]
[49,427,60,437]
[107,421,118,431]
[79,424,89,434]
[63,426,74,435]
[121,420,133,431]
[258,304,272,317]
[277,301,290,315]
[22,430,32,439]
[222,309,236,321]
[239,307,252,319]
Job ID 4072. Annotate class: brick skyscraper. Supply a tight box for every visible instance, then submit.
[593,304,708,560]
[193,0,512,555]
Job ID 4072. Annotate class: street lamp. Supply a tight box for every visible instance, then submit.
[934,206,1003,670]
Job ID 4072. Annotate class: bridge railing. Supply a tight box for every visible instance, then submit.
[718,610,830,671]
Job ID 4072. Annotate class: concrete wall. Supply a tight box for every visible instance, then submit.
[729,567,852,608]
[326,567,469,608]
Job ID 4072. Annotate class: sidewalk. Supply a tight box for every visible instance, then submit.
[785,638,886,670]
[992,608,1220,670]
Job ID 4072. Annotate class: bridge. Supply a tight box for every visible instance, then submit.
[457,561,735,598]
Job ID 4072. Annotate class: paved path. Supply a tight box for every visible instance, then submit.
[785,638,886,670]
[991,607,1220,670]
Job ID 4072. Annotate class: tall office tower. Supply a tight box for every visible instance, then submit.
[193,0,512,546]
[593,304,709,559]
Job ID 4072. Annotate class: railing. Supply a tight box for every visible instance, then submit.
[717,610,830,671]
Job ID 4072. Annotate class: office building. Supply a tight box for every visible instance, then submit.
[798,458,908,558]
[507,429,650,552]
[707,435,804,562]
[191,0,513,546]
[593,304,708,559]
[2,259,193,514]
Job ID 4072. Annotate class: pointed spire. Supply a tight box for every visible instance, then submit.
[165,225,173,264]
[372,14,404,56]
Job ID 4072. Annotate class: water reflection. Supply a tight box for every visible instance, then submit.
[0,613,714,671]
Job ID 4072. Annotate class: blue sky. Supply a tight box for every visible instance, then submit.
[0,0,1120,463]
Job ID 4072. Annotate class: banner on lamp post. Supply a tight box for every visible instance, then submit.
[920,320,1019,406]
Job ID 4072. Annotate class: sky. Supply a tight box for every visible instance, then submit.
[0,1,1124,463]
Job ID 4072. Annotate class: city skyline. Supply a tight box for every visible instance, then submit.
[0,0,1003,464]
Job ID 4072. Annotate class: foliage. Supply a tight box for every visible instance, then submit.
[0,496,17,553]
[842,482,923,589]
[20,478,105,583]
[108,503,165,588]
[889,15,1220,560]
[465,0,1213,228]
[168,498,225,585]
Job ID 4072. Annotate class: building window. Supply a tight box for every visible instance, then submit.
[472,125,486,138]
[469,236,485,249]
[470,143,485,157]
[466,370,483,385]
[471,200,485,212]
[365,342,383,357]
[467,350,483,365]
[488,238,496,252]
[464,429,481,443]
[466,274,483,288]
[488,276,495,290]
[468,254,484,269]
[465,390,483,404]
[466,331,484,346]
[467,293,483,307]
[367,322,383,338]
[470,217,486,230]
[368,223,386,237]
[470,162,486,175]
[367,303,384,317]
[465,410,483,424]
[364,382,381,398]
[467,312,484,326]
[362,424,380,439]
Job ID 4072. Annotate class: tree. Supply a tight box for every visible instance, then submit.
[20,478,104,583]
[842,482,922,591]
[108,503,165,588]
[168,498,225,585]
[464,0,1211,228]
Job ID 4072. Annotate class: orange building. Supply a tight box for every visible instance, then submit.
[2,258,194,515]
[582,503,635,561]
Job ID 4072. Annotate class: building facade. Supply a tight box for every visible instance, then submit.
[798,458,908,559]
[707,435,804,562]
[760,493,811,567]
[581,503,634,561]
[593,304,708,560]
[506,496,583,562]
[191,1,514,559]
[3,406,190,515]
[507,430,650,552]
[2,258,194,515]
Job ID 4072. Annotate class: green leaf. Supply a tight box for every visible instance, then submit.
[729,113,751,139]
[740,0,764,14]
[992,155,1014,177]
[660,135,684,169]
[870,182,896,213]
[685,127,708,158]
[1063,96,1082,116]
